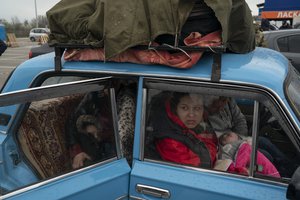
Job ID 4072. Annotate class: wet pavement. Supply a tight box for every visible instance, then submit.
[0,38,39,88]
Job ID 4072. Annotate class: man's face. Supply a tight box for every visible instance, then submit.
[205,96,227,113]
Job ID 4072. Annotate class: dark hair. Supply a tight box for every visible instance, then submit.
[169,92,189,113]
[76,115,101,134]
[170,92,206,115]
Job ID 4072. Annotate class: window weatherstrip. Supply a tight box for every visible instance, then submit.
[249,101,259,177]
[110,88,122,158]
[0,77,111,107]
[140,88,147,160]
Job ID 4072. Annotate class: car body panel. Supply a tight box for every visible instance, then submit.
[130,160,286,200]
[0,47,299,199]
[5,159,130,200]
[9,47,288,92]
[282,52,300,70]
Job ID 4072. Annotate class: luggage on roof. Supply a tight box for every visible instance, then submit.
[47,0,255,59]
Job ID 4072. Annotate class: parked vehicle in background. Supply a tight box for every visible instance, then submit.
[263,29,300,72]
[29,28,50,42]
[28,43,54,59]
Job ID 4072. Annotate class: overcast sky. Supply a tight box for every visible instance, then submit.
[0,0,264,22]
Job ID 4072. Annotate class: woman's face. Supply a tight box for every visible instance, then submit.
[176,94,204,129]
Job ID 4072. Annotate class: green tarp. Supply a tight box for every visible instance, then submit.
[47,0,255,59]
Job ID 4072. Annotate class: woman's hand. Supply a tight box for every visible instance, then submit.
[72,152,91,169]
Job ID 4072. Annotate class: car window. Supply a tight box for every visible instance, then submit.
[143,80,299,184]
[277,35,300,53]
[18,89,117,176]
[257,103,299,180]
[0,78,121,194]
[289,35,300,53]
[277,37,288,52]
[1,81,117,192]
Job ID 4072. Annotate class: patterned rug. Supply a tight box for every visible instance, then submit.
[18,95,83,179]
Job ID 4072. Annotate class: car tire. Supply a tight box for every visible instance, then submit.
[30,37,36,42]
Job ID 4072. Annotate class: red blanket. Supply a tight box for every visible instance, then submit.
[64,30,222,69]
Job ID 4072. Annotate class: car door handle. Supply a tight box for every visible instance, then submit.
[136,184,171,199]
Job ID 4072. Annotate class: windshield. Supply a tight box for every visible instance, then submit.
[286,67,300,120]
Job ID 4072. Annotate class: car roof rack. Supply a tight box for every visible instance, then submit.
[52,44,226,82]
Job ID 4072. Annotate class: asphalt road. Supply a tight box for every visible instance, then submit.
[0,38,39,88]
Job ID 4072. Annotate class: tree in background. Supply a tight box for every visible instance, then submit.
[0,15,48,38]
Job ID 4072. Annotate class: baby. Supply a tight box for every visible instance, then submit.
[216,131,280,178]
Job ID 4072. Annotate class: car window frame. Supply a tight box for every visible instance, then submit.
[0,77,111,107]
[0,76,127,195]
[142,77,299,184]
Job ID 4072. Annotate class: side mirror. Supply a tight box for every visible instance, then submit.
[287,167,300,200]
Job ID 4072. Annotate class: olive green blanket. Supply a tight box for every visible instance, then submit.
[47,0,255,59]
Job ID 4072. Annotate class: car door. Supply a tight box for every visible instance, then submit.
[0,77,130,200]
[129,77,298,200]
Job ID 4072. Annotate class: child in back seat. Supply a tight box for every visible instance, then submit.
[215,131,281,178]
[66,91,116,169]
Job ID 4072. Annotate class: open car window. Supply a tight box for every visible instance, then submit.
[0,77,122,194]
[143,78,300,183]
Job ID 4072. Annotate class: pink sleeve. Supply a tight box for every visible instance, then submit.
[228,163,249,175]
[230,143,280,178]
[256,151,281,178]
[234,143,252,169]
[227,143,251,175]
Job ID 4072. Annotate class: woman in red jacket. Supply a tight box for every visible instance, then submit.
[151,92,218,168]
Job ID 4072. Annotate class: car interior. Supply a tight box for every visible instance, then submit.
[144,85,300,181]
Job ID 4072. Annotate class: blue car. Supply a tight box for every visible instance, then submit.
[0,46,300,200]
